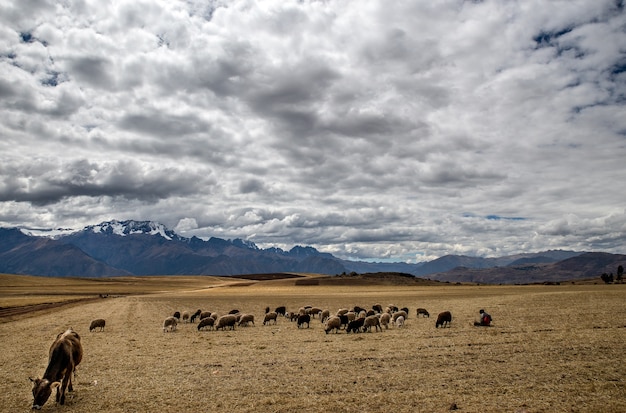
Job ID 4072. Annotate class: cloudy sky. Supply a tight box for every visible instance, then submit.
[1,0,625,262]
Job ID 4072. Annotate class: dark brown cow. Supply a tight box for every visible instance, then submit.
[30,328,83,409]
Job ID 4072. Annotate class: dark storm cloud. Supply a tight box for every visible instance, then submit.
[0,159,214,206]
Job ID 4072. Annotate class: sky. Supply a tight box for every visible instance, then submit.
[1,0,625,263]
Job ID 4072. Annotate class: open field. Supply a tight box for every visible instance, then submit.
[1,274,625,413]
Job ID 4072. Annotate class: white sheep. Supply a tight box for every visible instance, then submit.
[380,312,391,329]
[324,316,342,334]
[320,309,331,323]
[163,316,178,332]
[182,311,190,322]
[396,315,405,328]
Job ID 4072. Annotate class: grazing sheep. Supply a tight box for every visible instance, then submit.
[173,311,181,320]
[182,311,190,323]
[320,309,331,323]
[338,314,350,329]
[190,309,202,323]
[263,311,278,325]
[353,306,365,315]
[229,309,240,315]
[197,317,215,331]
[435,311,452,328]
[372,304,383,313]
[396,315,405,328]
[380,312,391,329]
[336,308,349,316]
[324,316,342,334]
[308,307,322,318]
[89,318,106,332]
[215,314,237,331]
[297,314,311,328]
[400,307,409,316]
[346,311,357,322]
[346,317,365,333]
[392,310,408,322]
[238,314,255,327]
[288,312,299,322]
[275,306,287,316]
[363,315,382,332]
[388,305,399,313]
[416,308,430,318]
[163,316,178,332]
[200,311,212,320]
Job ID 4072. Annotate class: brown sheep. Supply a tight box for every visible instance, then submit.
[215,314,237,331]
[435,311,452,328]
[416,308,430,317]
[197,317,215,331]
[89,319,106,332]
[324,316,342,334]
[363,315,382,332]
[263,311,278,325]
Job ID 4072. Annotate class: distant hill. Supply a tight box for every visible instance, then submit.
[0,220,622,283]
[427,252,626,284]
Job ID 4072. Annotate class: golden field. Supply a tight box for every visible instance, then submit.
[0,273,625,413]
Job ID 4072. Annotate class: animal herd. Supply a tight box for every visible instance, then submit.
[160,304,454,334]
[30,305,458,409]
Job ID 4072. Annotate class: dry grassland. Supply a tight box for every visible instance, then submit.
[1,274,625,413]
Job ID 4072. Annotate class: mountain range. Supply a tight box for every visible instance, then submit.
[1,220,624,284]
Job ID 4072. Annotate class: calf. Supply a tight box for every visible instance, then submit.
[30,328,83,409]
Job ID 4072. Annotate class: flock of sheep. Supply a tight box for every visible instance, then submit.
[158,304,454,334]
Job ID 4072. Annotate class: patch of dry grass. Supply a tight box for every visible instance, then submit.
[1,277,625,413]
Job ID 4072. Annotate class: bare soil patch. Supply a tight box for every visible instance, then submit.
[1,275,625,413]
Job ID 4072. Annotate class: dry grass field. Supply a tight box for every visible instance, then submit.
[1,273,625,413]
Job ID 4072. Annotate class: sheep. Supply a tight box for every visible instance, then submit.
[400,307,409,316]
[89,318,105,332]
[163,316,178,332]
[275,306,287,316]
[392,310,408,322]
[435,311,452,328]
[215,314,237,331]
[190,309,202,323]
[388,305,399,313]
[416,308,430,318]
[353,306,365,314]
[229,309,240,315]
[297,314,311,328]
[263,311,278,325]
[396,315,405,328]
[346,311,357,322]
[324,316,342,334]
[197,317,215,331]
[320,309,331,323]
[308,307,322,318]
[182,311,190,323]
[288,312,299,322]
[200,311,212,320]
[380,312,391,329]
[238,314,255,327]
[173,311,181,320]
[336,308,349,316]
[372,304,383,313]
[346,317,365,333]
[363,315,382,332]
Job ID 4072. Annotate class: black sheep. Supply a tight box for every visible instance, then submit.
[346,318,365,333]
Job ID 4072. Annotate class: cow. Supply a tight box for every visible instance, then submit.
[30,328,83,410]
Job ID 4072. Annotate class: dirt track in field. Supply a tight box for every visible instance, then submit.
[1,280,625,413]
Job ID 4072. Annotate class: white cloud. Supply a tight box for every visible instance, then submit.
[1,0,625,261]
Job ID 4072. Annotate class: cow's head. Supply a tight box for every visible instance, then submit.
[30,377,60,410]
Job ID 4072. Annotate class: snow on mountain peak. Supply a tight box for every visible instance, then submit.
[88,220,175,240]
